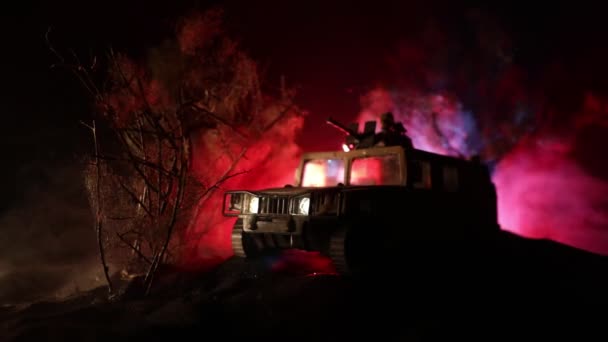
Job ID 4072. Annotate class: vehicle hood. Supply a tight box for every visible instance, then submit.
[243,187,320,196]
[230,185,404,196]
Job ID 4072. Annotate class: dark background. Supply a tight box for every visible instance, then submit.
[1,0,607,303]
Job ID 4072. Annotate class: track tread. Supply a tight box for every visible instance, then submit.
[329,229,348,274]
[231,219,247,257]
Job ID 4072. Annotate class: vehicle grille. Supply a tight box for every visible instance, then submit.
[259,196,290,215]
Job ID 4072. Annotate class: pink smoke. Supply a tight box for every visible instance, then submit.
[357,87,608,255]
[358,88,479,157]
[493,135,608,253]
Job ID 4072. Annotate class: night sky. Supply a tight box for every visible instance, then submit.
[3,1,607,156]
[1,0,608,302]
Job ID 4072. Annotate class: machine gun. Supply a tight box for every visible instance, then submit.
[326,117,377,149]
[327,114,414,150]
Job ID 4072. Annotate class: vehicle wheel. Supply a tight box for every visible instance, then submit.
[231,219,260,258]
[328,223,370,276]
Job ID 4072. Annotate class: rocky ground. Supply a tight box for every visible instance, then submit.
[2,231,608,341]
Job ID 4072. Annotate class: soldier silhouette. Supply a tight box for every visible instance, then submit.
[374,112,413,149]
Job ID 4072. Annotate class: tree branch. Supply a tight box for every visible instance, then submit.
[262,103,294,132]
[96,153,177,178]
[145,158,188,295]
[190,103,248,140]
[114,129,161,193]
[116,232,152,265]
[119,180,154,218]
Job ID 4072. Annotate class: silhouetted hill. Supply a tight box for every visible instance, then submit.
[2,230,607,341]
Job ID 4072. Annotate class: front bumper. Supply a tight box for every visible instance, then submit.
[241,215,308,234]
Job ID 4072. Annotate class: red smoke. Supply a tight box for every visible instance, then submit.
[182,111,305,270]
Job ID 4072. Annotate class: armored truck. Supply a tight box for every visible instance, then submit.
[223,116,498,274]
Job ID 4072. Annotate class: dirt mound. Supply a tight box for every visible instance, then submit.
[2,236,608,341]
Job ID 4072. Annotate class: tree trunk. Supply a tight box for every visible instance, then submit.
[144,162,187,295]
[89,120,114,294]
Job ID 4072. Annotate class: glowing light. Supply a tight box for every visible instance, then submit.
[248,196,259,214]
[298,197,310,215]
[342,144,350,152]
[350,155,401,186]
[301,159,345,187]
[270,249,337,275]
[302,162,327,187]
[350,158,381,185]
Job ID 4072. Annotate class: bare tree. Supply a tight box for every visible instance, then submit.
[48,8,303,295]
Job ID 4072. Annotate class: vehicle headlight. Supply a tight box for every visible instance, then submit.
[248,196,259,214]
[299,197,310,215]
[223,192,244,216]
[292,196,310,215]
[229,193,243,211]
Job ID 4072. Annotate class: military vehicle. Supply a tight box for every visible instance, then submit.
[223,114,498,274]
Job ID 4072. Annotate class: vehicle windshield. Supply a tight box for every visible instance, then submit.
[301,158,345,187]
[350,154,401,185]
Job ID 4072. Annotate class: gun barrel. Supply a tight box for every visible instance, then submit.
[326,117,358,137]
